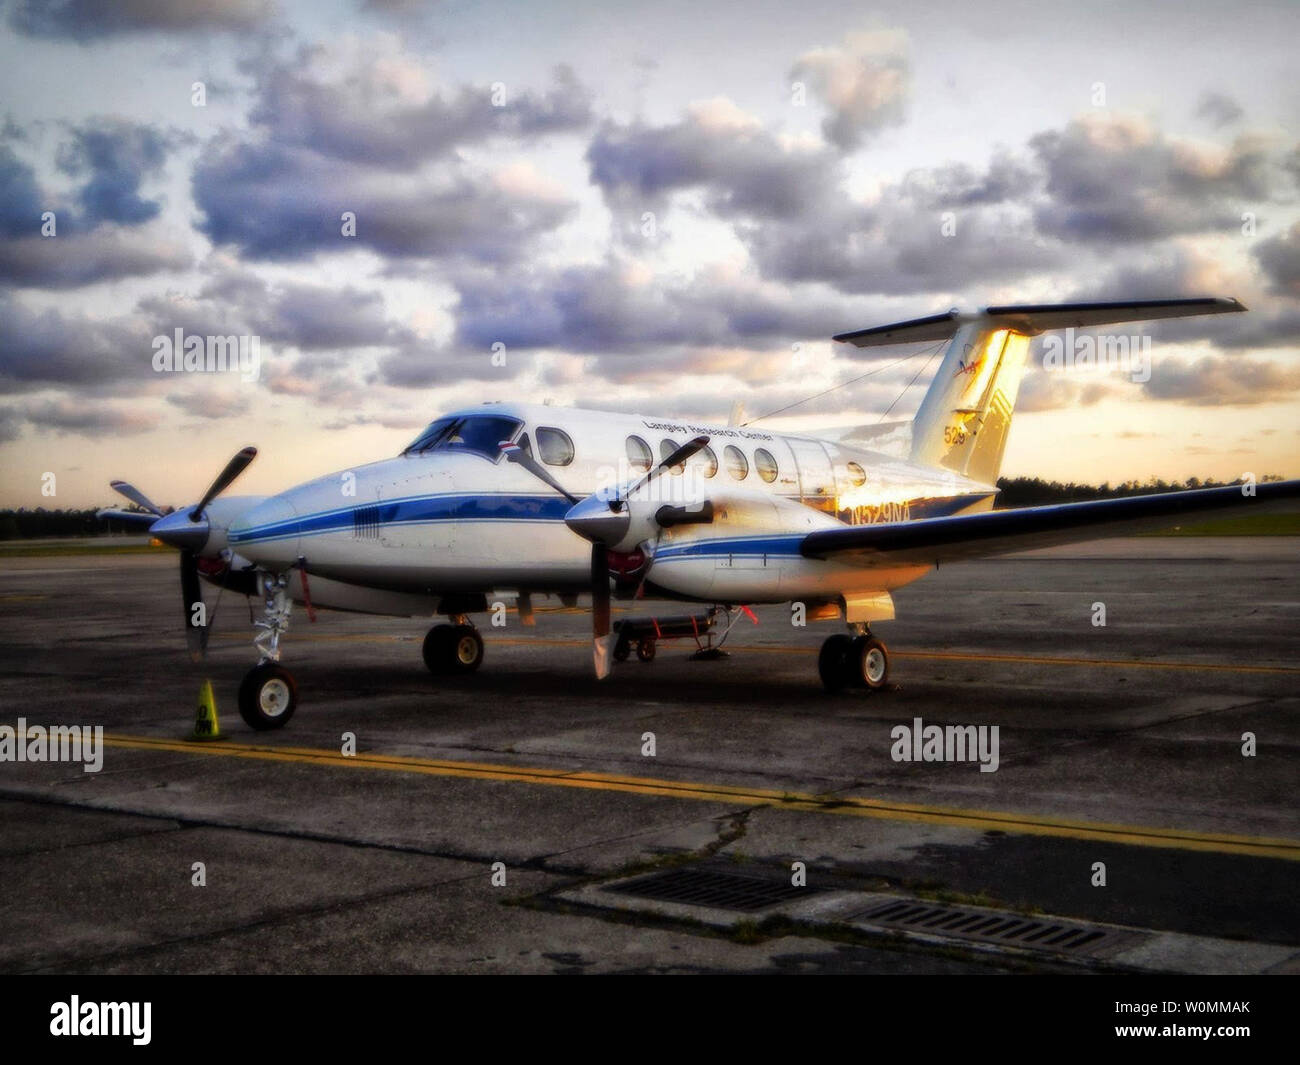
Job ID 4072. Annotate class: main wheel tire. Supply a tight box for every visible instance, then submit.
[851,635,890,690]
[818,634,854,692]
[238,662,298,730]
[422,624,455,674]
[636,638,656,662]
[446,624,484,674]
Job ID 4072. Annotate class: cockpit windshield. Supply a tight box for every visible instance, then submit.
[402,415,523,460]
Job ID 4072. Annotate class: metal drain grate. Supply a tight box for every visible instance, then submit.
[857,899,1133,957]
[605,868,814,912]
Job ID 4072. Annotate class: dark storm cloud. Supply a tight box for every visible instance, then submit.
[0,228,191,287]
[788,30,909,151]
[1012,371,1113,413]
[9,398,162,435]
[0,293,153,393]
[448,259,878,356]
[140,269,418,354]
[0,144,44,238]
[1030,115,1278,242]
[187,50,590,262]
[377,343,515,388]
[1253,222,1300,299]
[55,118,176,226]
[0,120,189,285]
[0,407,20,443]
[1196,91,1244,129]
[588,103,1060,295]
[193,138,574,261]
[251,56,593,170]
[7,0,273,41]
[166,390,251,419]
[587,106,844,223]
[1143,354,1300,405]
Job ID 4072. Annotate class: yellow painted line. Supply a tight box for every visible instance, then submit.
[98,732,1300,861]
[213,631,1300,675]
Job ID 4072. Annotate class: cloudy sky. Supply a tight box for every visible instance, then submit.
[1,0,1297,509]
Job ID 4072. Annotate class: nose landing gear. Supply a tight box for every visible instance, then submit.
[238,571,299,729]
[818,628,890,693]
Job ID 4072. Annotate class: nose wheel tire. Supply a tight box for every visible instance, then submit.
[238,662,298,730]
[423,623,484,675]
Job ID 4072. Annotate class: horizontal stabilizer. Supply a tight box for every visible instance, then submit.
[834,297,1245,347]
[801,479,1300,566]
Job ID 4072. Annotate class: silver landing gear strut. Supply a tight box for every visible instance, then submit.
[238,570,298,730]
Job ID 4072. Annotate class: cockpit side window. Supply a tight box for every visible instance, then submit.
[403,415,522,460]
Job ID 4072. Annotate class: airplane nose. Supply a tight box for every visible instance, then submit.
[228,494,301,568]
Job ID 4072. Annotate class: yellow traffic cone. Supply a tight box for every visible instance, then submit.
[187,678,224,741]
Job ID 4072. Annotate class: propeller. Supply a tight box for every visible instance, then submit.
[591,542,612,679]
[105,446,258,660]
[109,480,168,517]
[180,549,208,661]
[501,441,579,504]
[189,446,258,521]
[503,433,712,678]
[609,436,710,511]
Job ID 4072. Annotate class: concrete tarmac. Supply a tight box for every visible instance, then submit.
[0,538,1296,973]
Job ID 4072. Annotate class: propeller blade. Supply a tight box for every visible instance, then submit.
[96,507,163,530]
[190,445,257,521]
[624,435,709,502]
[180,549,208,661]
[109,480,165,517]
[502,441,580,505]
[591,543,612,680]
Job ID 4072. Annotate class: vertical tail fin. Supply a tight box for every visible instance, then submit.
[832,298,1246,487]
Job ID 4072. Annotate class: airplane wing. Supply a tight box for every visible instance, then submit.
[95,508,160,530]
[800,479,1300,566]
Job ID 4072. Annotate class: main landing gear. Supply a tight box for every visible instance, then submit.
[238,571,299,730]
[818,627,890,693]
[423,617,485,675]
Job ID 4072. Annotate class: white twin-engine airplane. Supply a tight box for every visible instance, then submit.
[100,298,1299,731]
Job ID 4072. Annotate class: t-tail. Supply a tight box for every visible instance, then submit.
[834,297,1246,486]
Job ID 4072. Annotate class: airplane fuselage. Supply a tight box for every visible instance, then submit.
[224,402,995,617]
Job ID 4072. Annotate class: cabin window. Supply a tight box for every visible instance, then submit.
[536,426,575,466]
[724,445,748,480]
[846,461,866,487]
[696,444,718,478]
[403,415,521,460]
[626,435,653,473]
[755,447,779,483]
[659,438,685,475]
